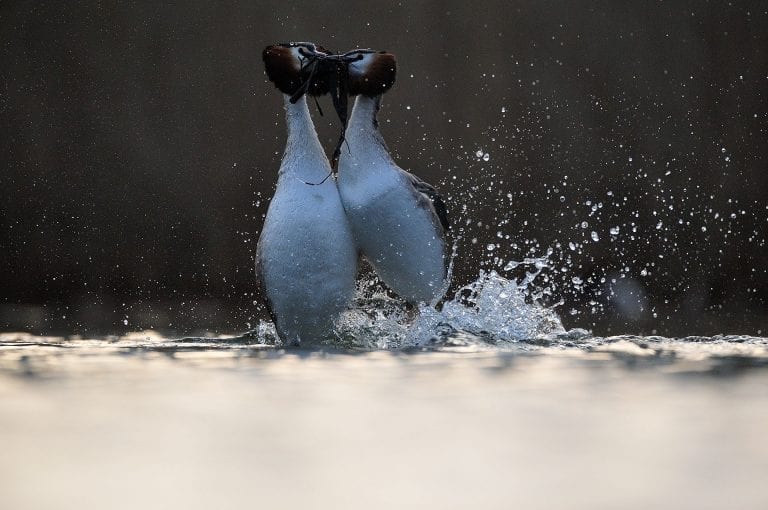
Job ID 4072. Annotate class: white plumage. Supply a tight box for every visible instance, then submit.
[256,94,357,345]
[338,94,449,304]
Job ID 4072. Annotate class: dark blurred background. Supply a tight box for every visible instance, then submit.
[1,1,766,336]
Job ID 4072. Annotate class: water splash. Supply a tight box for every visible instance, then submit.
[436,270,565,342]
[326,254,569,350]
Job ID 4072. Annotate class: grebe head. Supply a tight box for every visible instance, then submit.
[344,49,397,97]
[263,42,335,99]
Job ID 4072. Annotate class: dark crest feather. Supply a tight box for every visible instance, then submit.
[262,43,334,97]
[348,51,397,97]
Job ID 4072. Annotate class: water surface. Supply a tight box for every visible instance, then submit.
[1,330,766,510]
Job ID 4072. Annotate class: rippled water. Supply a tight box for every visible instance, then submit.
[2,335,768,509]
[2,271,767,509]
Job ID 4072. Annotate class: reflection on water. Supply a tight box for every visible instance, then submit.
[3,330,768,378]
[1,331,767,509]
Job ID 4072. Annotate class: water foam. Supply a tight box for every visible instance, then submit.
[256,254,571,349]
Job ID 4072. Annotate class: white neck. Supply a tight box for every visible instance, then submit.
[344,95,393,166]
[279,95,331,181]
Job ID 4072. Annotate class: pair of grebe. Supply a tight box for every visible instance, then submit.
[256,42,449,345]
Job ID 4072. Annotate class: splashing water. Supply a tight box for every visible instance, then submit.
[255,254,570,349]
[435,270,565,342]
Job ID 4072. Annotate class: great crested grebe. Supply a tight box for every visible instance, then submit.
[256,42,357,345]
[336,50,450,305]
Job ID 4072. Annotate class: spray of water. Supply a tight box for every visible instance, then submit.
[254,253,574,349]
